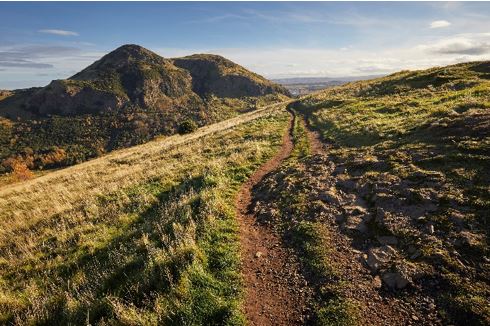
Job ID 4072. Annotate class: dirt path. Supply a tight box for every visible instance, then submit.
[236,112,312,325]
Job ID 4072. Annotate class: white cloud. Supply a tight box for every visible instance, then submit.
[38,29,79,36]
[156,34,490,79]
[419,33,490,55]
[430,20,451,29]
[4,30,490,90]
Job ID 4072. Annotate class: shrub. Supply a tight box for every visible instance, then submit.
[2,156,34,181]
[39,146,67,168]
[178,119,198,134]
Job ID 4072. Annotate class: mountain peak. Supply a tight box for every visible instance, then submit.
[71,44,166,81]
[108,44,161,60]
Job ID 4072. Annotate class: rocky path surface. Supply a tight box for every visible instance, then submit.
[236,112,312,326]
[297,114,428,325]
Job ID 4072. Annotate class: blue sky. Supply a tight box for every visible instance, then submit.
[2,1,490,89]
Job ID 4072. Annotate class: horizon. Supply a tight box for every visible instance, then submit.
[2,1,490,89]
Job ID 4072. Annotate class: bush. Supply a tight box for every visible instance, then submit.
[178,119,198,134]
[39,146,67,168]
[2,156,34,181]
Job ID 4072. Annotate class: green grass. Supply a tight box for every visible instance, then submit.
[295,60,490,325]
[291,222,359,326]
[0,109,290,324]
[290,114,311,159]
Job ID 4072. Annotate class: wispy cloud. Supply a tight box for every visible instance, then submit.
[191,8,397,29]
[430,20,451,29]
[38,29,79,36]
[0,44,100,70]
[186,13,248,24]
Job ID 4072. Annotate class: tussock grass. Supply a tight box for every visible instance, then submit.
[0,103,290,324]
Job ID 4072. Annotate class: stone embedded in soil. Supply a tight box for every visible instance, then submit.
[382,272,410,290]
[367,245,397,272]
[377,235,398,245]
[318,189,342,205]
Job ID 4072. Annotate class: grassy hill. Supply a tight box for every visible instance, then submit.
[1,58,489,325]
[0,45,289,180]
[285,61,490,325]
[0,103,290,324]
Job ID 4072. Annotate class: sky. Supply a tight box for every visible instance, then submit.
[2,1,490,89]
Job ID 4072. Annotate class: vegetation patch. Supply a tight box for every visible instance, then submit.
[295,61,490,325]
[0,109,289,324]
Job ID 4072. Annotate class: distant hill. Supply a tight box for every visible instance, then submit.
[2,45,289,118]
[173,54,288,98]
[273,75,383,96]
[0,44,289,176]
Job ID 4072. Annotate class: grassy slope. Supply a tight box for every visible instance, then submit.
[0,93,289,178]
[0,105,289,324]
[294,61,490,324]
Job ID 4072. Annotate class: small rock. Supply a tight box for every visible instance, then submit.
[318,189,342,206]
[372,275,382,288]
[377,235,398,245]
[412,315,419,321]
[366,245,397,272]
[382,271,410,289]
[428,224,435,234]
[344,216,370,235]
[255,251,263,258]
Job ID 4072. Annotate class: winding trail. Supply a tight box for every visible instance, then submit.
[236,111,311,325]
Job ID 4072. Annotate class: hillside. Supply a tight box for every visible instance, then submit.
[281,61,490,325]
[0,103,290,324]
[0,45,289,179]
[173,54,288,98]
[0,61,489,325]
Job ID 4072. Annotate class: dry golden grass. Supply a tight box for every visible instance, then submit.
[0,102,288,230]
[0,101,290,324]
